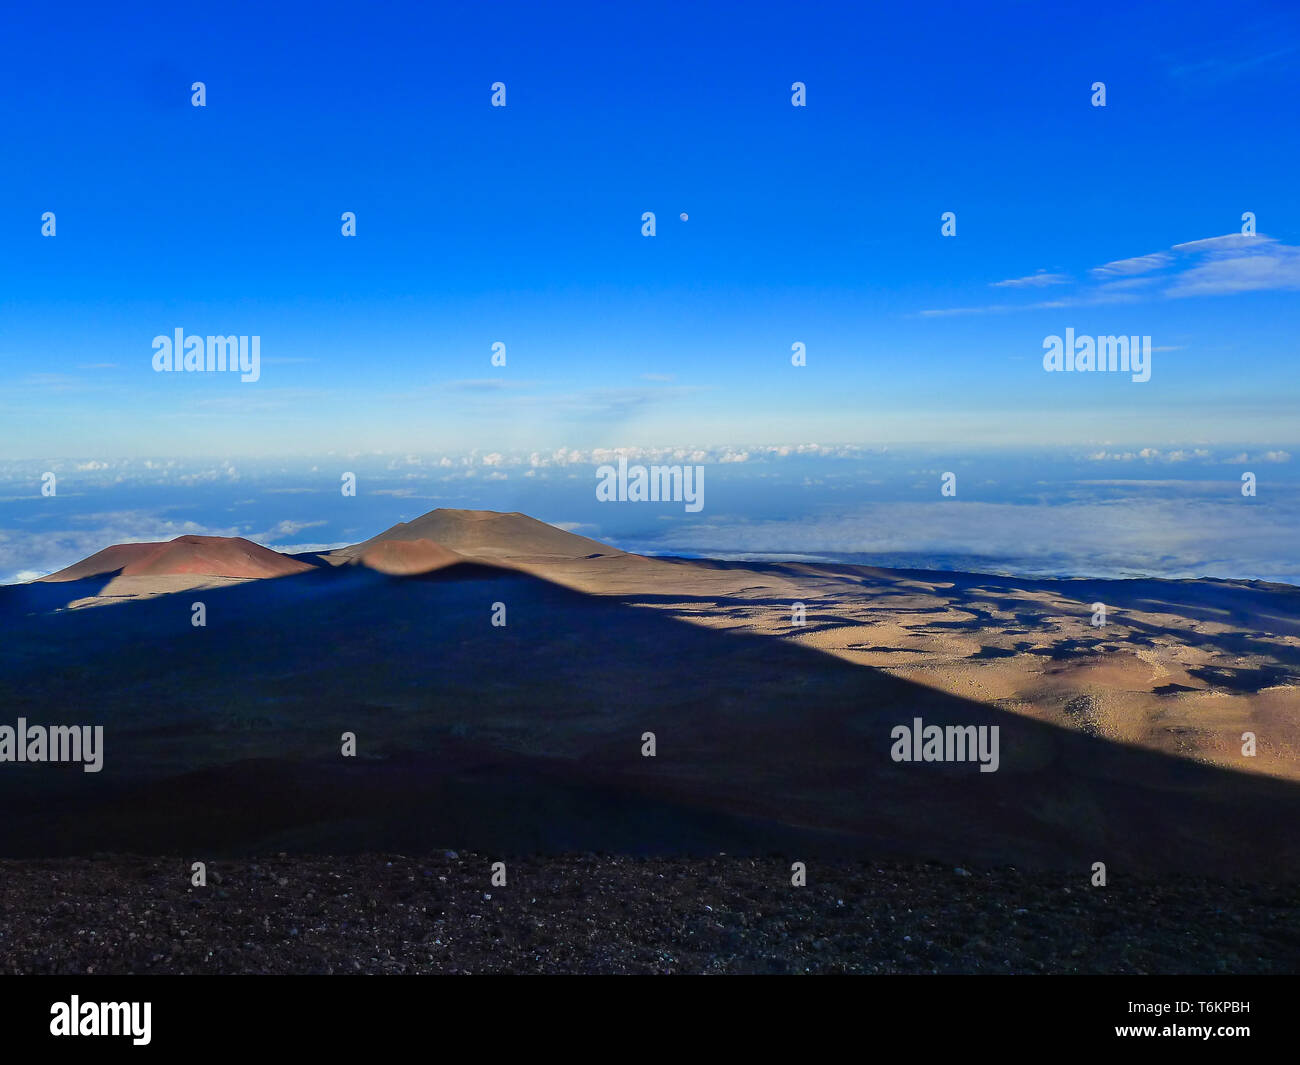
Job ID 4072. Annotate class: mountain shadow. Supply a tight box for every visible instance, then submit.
[1,561,1298,878]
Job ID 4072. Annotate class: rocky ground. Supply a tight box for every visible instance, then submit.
[1,852,1295,974]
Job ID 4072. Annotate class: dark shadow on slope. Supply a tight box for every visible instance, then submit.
[0,561,1298,877]
[0,574,124,619]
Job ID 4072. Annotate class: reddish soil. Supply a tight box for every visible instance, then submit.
[41,536,313,581]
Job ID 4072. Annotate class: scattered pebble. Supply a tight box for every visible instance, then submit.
[0,853,1288,975]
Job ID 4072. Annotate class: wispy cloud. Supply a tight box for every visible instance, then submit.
[21,373,99,392]
[259,518,327,540]
[990,271,1070,289]
[430,380,707,422]
[1090,252,1172,279]
[1167,43,1297,85]
[921,232,1300,316]
[917,289,1139,318]
[441,378,533,392]
[1164,236,1300,298]
[1085,447,1290,464]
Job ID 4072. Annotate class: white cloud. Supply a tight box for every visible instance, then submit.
[991,271,1070,288]
[1171,233,1263,254]
[1085,447,1288,465]
[644,497,1300,582]
[924,232,1300,316]
[1090,252,1172,278]
[1164,240,1300,298]
[260,519,327,540]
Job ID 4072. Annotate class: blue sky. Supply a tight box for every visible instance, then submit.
[2,0,1298,456]
[0,2,1297,580]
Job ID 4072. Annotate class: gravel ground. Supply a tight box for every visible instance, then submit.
[1,853,1296,974]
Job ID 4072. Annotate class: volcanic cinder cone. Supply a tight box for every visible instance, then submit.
[40,535,314,582]
[333,508,621,563]
[352,537,467,576]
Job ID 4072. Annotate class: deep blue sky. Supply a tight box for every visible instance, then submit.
[1,0,1297,457]
[1,2,1297,583]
